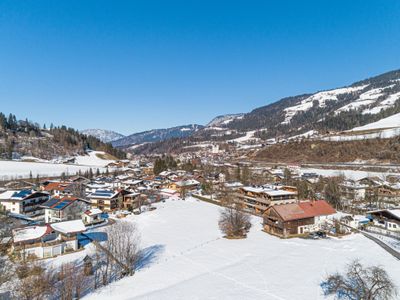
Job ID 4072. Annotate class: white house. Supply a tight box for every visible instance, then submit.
[82,208,104,225]
[0,190,50,218]
[41,196,90,223]
[368,209,400,232]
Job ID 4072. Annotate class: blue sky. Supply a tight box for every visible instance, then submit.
[1,0,400,135]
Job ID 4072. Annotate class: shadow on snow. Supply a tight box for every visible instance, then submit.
[136,244,165,271]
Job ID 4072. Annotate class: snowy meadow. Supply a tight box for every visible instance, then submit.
[81,197,400,300]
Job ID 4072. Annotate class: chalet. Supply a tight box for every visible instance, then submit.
[167,179,200,193]
[122,179,144,190]
[2,180,35,190]
[41,196,90,223]
[340,215,369,229]
[159,188,180,198]
[176,179,200,191]
[69,176,91,185]
[358,176,386,187]
[0,190,50,218]
[87,189,130,212]
[237,186,297,215]
[122,192,143,211]
[82,208,104,225]
[263,200,336,238]
[41,181,76,197]
[375,184,400,205]
[368,209,400,233]
[12,219,86,259]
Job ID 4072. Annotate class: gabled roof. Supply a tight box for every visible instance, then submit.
[84,208,103,216]
[368,209,400,222]
[42,181,73,191]
[42,196,81,210]
[270,200,336,222]
[88,189,119,199]
[0,190,48,201]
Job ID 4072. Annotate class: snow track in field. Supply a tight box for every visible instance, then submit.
[84,198,400,300]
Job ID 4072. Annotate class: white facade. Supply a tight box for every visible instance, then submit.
[21,239,79,259]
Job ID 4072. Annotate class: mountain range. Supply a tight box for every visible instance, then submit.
[83,68,400,153]
[111,124,203,148]
[81,129,125,143]
[129,68,400,154]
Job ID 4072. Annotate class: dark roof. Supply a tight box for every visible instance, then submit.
[42,197,80,210]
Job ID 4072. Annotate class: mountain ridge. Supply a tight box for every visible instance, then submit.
[129,68,400,154]
[112,124,204,148]
[81,129,125,143]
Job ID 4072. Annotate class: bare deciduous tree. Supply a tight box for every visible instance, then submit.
[96,221,141,286]
[12,263,55,300]
[321,260,397,300]
[57,263,87,300]
[219,206,251,239]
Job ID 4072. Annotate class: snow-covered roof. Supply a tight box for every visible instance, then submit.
[224,182,243,188]
[160,188,178,194]
[176,179,200,187]
[84,208,103,216]
[88,189,119,199]
[242,186,264,193]
[0,190,18,200]
[242,186,296,196]
[264,189,296,196]
[123,179,143,185]
[388,209,400,220]
[13,225,50,243]
[51,220,86,234]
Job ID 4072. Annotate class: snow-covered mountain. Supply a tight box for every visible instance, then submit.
[225,69,400,138]
[112,124,203,148]
[130,69,400,154]
[206,114,244,127]
[81,129,125,143]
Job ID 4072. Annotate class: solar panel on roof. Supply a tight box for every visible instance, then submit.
[42,198,60,207]
[53,200,73,210]
[13,190,32,198]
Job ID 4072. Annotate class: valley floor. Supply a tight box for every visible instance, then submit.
[84,197,400,300]
[0,151,110,180]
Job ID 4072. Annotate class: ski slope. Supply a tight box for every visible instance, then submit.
[351,112,400,131]
[84,198,400,300]
[74,151,116,167]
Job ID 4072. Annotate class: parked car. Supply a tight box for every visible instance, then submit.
[308,231,326,239]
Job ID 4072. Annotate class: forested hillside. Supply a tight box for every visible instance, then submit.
[228,69,400,138]
[0,113,126,160]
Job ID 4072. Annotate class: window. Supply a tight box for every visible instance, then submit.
[393,224,397,229]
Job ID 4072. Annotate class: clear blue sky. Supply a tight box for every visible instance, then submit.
[1,0,400,135]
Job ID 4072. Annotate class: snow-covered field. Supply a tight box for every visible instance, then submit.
[0,151,114,180]
[229,130,258,144]
[83,198,400,300]
[351,112,400,131]
[0,160,102,180]
[74,151,116,167]
[300,167,398,180]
